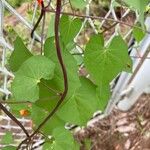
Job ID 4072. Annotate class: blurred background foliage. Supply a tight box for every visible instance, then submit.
[6,0,30,7]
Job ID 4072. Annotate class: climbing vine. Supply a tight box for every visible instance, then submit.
[0,0,149,149]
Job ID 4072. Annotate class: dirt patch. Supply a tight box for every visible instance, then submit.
[75,94,150,150]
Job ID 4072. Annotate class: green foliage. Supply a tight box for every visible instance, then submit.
[44,37,81,100]
[7,0,148,147]
[133,27,145,42]
[43,128,79,150]
[12,55,55,102]
[60,15,82,45]
[84,34,131,85]
[7,0,30,7]
[8,14,134,148]
[9,37,32,72]
[48,14,55,37]
[57,77,100,125]
[31,104,65,135]
[1,132,14,145]
[84,139,91,150]
[50,127,79,150]
[10,102,30,117]
[70,0,87,9]
[97,84,111,111]
[124,0,149,27]
[2,146,16,150]
[84,34,132,108]
[125,0,149,11]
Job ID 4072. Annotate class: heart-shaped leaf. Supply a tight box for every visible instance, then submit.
[48,127,79,150]
[84,34,132,85]
[12,55,55,102]
[9,36,32,72]
[84,34,132,109]
[60,15,82,45]
[31,104,65,134]
[44,38,81,101]
[57,77,100,125]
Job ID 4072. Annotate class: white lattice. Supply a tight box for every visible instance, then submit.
[0,0,42,148]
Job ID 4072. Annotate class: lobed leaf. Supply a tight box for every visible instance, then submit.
[60,15,82,46]
[45,127,79,150]
[57,77,100,125]
[44,37,81,101]
[84,34,132,85]
[12,55,55,102]
[9,36,32,72]
[84,34,132,109]
[31,104,65,135]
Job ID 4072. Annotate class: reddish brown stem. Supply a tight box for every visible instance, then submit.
[0,103,29,137]
[44,8,149,34]
[17,0,68,149]
[31,2,45,42]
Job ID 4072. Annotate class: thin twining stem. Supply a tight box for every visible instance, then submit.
[0,103,29,137]
[0,100,32,104]
[44,8,150,34]
[40,10,46,54]
[17,0,68,149]
[31,1,45,42]
[0,95,59,105]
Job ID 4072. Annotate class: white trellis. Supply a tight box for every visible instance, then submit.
[105,16,150,114]
[0,0,43,148]
[0,0,149,148]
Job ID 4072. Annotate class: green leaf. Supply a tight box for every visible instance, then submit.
[43,142,53,150]
[84,34,132,110]
[125,0,149,27]
[35,95,59,111]
[60,15,82,45]
[2,146,16,150]
[31,104,65,135]
[96,84,111,111]
[125,0,149,11]
[70,0,87,9]
[84,139,91,150]
[1,131,13,144]
[49,127,79,150]
[84,34,132,85]
[12,55,55,102]
[109,35,132,73]
[73,54,83,66]
[44,38,81,101]
[9,101,30,117]
[47,14,55,37]
[133,27,145,42]
[57,77,100,125]
[9,36,32,72]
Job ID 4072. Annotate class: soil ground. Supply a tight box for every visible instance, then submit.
[76,94,150,150]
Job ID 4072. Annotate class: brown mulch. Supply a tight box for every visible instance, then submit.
[75,94,150,150]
